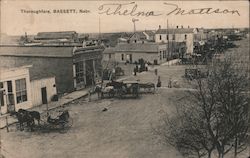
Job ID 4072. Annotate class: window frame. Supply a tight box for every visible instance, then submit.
[15,78,28,104]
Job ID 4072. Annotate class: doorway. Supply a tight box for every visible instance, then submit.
[41,87,48,104]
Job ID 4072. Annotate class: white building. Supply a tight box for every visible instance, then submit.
[0,66,57,114]
[114,43,167,64]
[155,26,195,55]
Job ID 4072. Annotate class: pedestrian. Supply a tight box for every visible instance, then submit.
[168,77,172,88]
[134,67,137,76]
[157,76,161,87]
[88,90,91,102]
[155,68,158,76]
[145,62,148,71]
[135,65,139,72]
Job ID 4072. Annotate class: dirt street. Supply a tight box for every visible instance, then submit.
[1,88,189,158]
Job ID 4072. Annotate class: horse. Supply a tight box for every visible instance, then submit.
[10,111,35,131]
[18,109,41,125]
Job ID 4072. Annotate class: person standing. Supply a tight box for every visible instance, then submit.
[145,62,148,71]
[157,76,161,87]
[155,68,158,76]
[134,67,137,76]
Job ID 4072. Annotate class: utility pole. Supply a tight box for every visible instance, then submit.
[99,17,101,41]
[167,19,170,64]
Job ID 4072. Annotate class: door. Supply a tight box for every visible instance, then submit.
[41,87,48,104]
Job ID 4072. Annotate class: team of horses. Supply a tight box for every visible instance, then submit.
[10,109,41,131]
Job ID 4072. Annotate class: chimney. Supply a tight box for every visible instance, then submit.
[159,25,161,29]
[176,26,179,29]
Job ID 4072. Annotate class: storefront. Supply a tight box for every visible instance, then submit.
[0,66,32,114]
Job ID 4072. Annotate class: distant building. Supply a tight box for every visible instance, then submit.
[0,66,57,114]
[128,32,147,44]
[103,47,115,62]
[35,31,78,42]
[0,45,104,94]
[114,43,167,64]
[143,30,155,41]
[155,25,194,54]
[193,28,207,42]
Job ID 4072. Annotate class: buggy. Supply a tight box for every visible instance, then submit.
[40,110,73,133]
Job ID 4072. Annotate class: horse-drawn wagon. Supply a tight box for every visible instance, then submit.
[40,110,73,133]
[10,108,73,133]
[138,82,155,93]
[96,80,140,99]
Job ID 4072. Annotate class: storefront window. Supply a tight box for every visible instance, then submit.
[15,78,27,104]
[75,61,85,84]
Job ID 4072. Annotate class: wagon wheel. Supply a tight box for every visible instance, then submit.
[109,89,115,98]
[59,118,73,133]
[117,89,123,99]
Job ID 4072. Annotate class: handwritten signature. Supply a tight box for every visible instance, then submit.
[98,2,240,17]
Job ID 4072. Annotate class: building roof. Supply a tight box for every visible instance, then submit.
[0,45,74,57]
[73,45,105,54]
[103,47,115,54]
[115,43,163,53]
[155,28,194,34]
[143,30,155,36]
[129,32,147,39]
[35,31,77,40]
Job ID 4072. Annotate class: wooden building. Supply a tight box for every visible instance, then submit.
[0,45,104,95]
[114,43,167,64]
[0,66,57,114]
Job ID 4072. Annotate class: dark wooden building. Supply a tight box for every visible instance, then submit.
[0,45,104,94]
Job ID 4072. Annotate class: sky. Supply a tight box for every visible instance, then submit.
[1,0,249,35]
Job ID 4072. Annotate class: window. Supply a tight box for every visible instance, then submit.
[0,82,3,89]
[7,81,12,92]
[159,35,162,40]
[15,78,27,104]
[121,54,124,61]
[167,35,169,40]
[184,34,187,40]
[109,54,111,59]
[75,61,85,84]
[162,50,166,58]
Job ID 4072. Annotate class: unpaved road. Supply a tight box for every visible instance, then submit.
[1,89,187,158]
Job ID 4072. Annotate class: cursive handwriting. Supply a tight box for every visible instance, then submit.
[164,3,240,16]
[98,2,162,17]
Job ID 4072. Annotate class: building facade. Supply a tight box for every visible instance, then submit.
[155,26,194,55]
[0,45,104,94]
[0,66,32,114]
[114,43,167,64]
[103,47,115,62]
[0,66,57,114]
[72,46,104,90]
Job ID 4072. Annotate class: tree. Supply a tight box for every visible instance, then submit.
[158,59,249,158]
